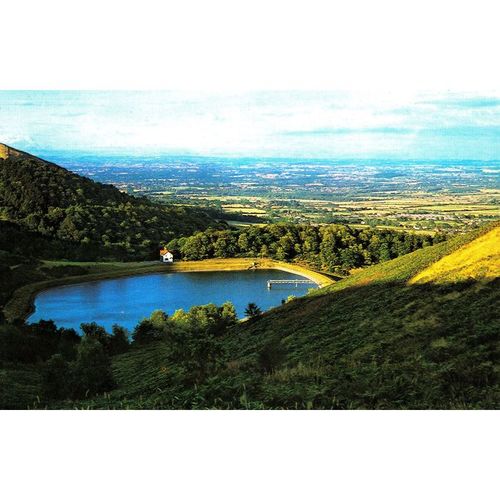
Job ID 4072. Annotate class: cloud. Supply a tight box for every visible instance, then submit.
[419,126,500,137]
[419,96,500,109]
[0,91,499,159]
[279,127,415,137]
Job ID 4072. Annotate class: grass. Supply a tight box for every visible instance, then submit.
[226,220,266,228]
[0,366,42,409]
[349,224,437,236]
[410,225,500,284]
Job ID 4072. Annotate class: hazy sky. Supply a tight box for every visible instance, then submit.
[1,90,499,159]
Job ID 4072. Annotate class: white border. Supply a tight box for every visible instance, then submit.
[1,1,498,498]
[0,411,498,499]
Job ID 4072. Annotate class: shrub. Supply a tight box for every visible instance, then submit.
[109,325,130,355]
[244,303,262,319]
[258,340,286,374]
[42,354,71,399]
[71,337,115,398]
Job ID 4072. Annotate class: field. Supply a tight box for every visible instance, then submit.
[180,190,500,232]
[48,153,499,234]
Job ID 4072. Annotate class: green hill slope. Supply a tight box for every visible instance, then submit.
[0,144,221,260]
[74,224,498,409]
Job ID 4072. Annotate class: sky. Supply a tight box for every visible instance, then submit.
[1,1,500,160]
[1,90,499,160]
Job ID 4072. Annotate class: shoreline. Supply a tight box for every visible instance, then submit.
[4,258,336,323]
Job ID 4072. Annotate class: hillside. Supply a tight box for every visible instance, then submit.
[0,144,221,260]
[68,223,498,409]
[410,225,499,284]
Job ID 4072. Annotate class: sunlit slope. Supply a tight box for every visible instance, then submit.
[410,226,500,284]
[308,223,494,293]
[0,144,8,159]
[0,143,44,161]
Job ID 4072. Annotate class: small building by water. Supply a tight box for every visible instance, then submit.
[160,247,174,263]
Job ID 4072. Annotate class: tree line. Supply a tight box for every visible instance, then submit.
[167,223,445,273]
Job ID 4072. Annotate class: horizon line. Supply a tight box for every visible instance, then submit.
[5,144,500,164]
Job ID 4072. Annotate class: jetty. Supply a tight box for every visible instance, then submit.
[267,279,313,289]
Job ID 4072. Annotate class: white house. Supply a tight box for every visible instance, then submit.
[160,249,174,263]
[162,251,174,263]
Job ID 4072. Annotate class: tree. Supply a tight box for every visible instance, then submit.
[20,320,59,360]
[181,233,212,260]
[0,324,36,364]
[109,325,130,355]
[379,242,392,261]
[132,319,158,344]
[220,301,238,326]
[81,322,110,352]
[213,231,237,258]
[57,327,80,361]
[278,235,295,260]
[57,215,80,241]
[244,303,262,319]
[167,327,222,384]
[71,336,115,398]
[237,232,250,253]
[42,354,71,399]
[150,310,169,329]
[81,322,108,342]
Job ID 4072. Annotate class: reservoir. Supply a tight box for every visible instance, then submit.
[28,269,317,332]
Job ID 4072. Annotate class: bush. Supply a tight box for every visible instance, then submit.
[132,319,162,345]
[258,340,286,373]
[245,303,262,319]
[42,354,71,399]
[71,337,115,398]
[109,325,130,355]
[0,324,37,364]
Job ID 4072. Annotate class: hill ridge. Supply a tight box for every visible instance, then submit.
[0,143,44,161]
[0,144,221,260]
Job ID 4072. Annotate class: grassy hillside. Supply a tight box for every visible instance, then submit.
[410,225,499,284]
[0,144,221,260]
[65,223,498,409]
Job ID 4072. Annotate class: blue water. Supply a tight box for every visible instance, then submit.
[28,270,316,332]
